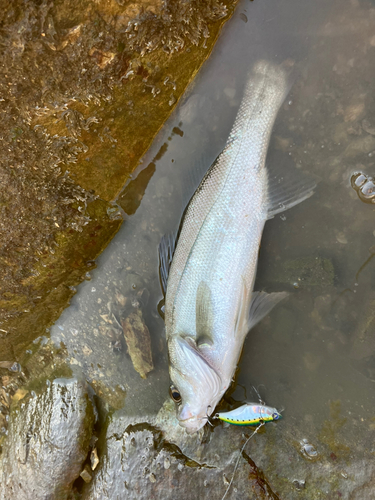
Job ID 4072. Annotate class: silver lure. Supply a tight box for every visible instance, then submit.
[215,403,282,426]
[161,61,315,433]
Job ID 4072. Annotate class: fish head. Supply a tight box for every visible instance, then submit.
[168,336,222,433]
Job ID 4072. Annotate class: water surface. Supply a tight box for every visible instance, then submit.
[51,0,375,495]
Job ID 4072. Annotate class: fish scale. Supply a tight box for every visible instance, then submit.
[161,60,315,433]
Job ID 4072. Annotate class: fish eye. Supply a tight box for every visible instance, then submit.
[272,412,279,420]
[169,384,182,404]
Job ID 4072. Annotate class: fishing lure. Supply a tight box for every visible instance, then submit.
[215,403,281,426]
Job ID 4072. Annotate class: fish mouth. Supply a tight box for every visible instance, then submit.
[179,416,196,424]
[178,416,204,434]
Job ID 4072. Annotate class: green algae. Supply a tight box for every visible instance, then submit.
[319,400,350,458]
[1,199,122,360]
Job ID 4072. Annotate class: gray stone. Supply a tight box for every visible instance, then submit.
[81,400,375,500]
[0,378,94,500]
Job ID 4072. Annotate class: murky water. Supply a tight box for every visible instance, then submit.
[50,0,375,496]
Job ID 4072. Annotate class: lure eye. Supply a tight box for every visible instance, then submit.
[169,385,182,404]
[272,412,279,420]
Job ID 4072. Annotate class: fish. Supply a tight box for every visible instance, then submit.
[215,403,282,426]
[159,60,315,433]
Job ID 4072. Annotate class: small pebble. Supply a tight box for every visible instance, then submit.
[300,439,319,460]
[90,448,99,470]
[80,466,92,483]
[293,479,306,490]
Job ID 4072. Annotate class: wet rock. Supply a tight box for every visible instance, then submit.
[80,397,375,500]
[81,401,279,500]
[0,378,94,500]
[121,309,154,379]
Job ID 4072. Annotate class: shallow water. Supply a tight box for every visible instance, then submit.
[51,0,375,494]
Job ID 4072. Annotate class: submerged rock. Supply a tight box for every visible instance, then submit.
[0,378,94,500]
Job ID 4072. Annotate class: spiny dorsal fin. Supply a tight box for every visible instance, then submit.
[158,229,178,295]
[196,281,214,347]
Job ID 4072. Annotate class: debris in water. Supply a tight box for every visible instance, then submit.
[293,479,306,490]
[121,309,154,379]
[351,171,375,203]
[0,361,19,372]
[80,465,93,483]
[300,438,319,460]
[12,389,29,403]
[90,448,100,470]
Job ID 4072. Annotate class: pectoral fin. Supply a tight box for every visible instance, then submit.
[196,281,214,348]
[234,278,252,339]
[266,165,316,219]
[248,291,288,330]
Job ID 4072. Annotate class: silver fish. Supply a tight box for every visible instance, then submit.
[160,61,315,433]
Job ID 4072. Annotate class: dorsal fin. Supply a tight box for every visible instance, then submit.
[158,229,178,295]
[158,150,226,296]
[196,281,214,347]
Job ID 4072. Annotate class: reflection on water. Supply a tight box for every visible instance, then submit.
[51,0,375,495]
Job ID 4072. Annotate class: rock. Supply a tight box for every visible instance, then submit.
[81,406,277,500]
[0,378,94,500]
[81,398,375,500]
